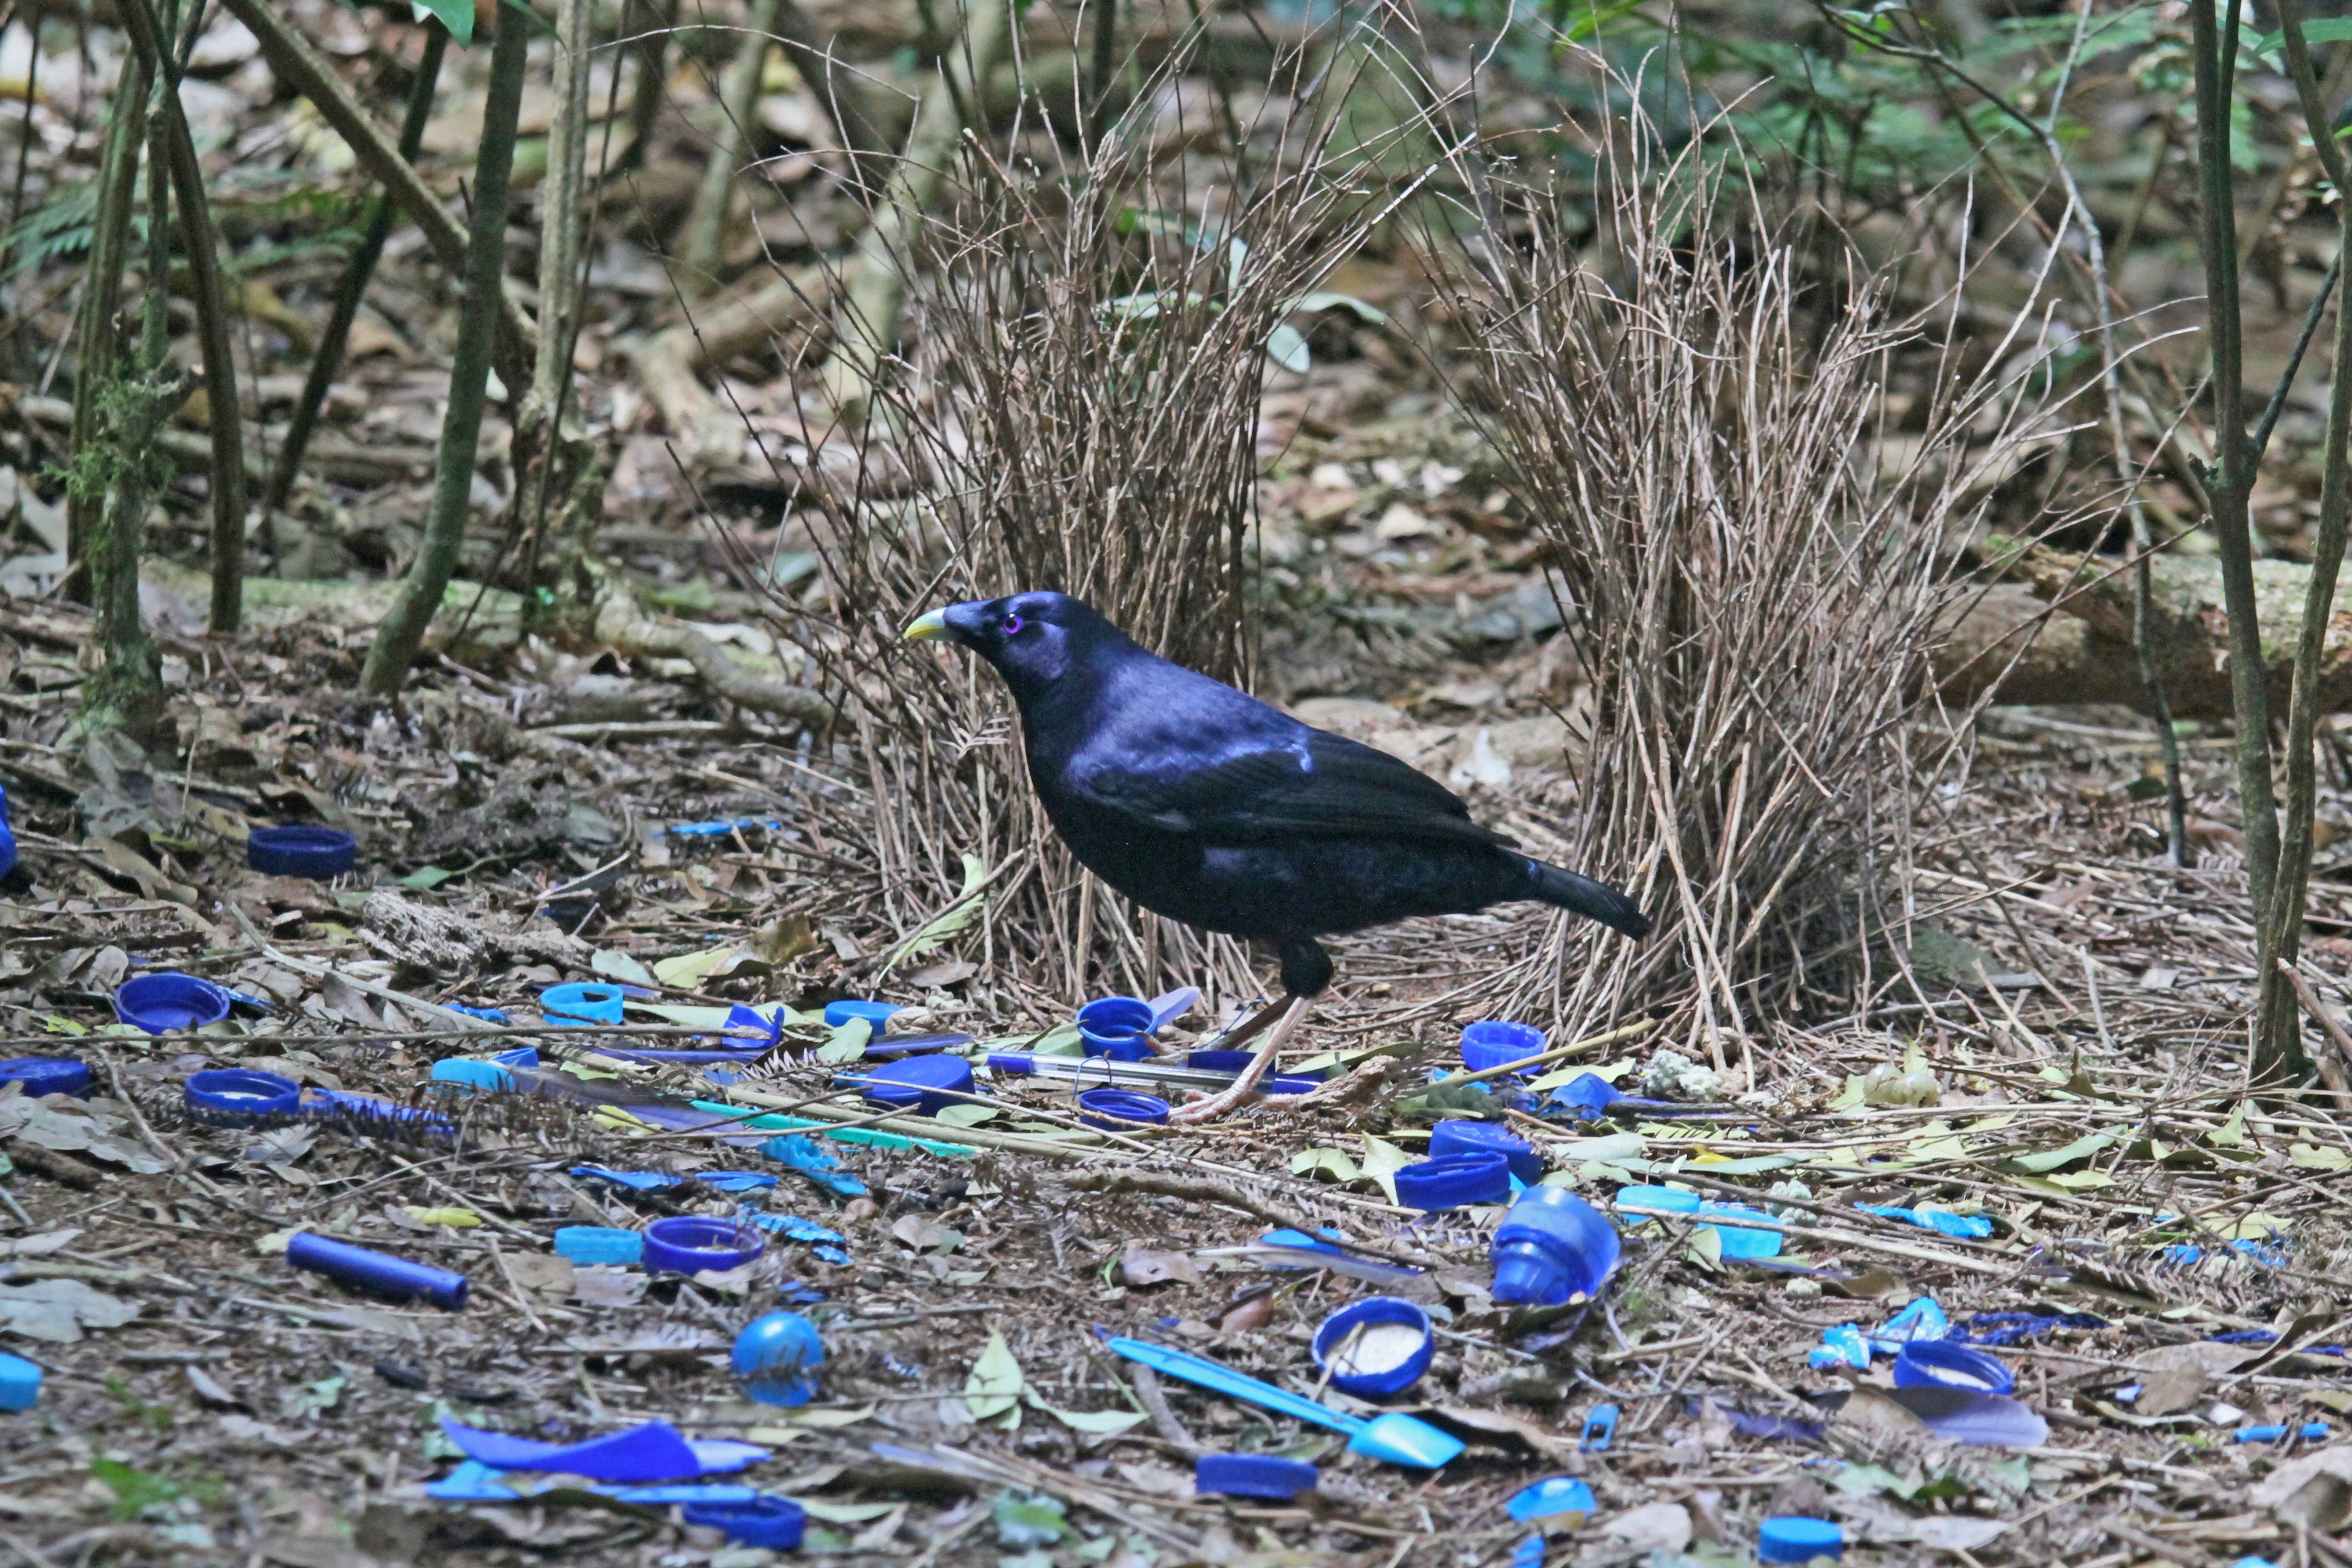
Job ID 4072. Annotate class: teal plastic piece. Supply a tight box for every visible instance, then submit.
[0,1352,38,1410]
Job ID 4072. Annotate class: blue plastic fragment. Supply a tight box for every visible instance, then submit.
[1616,1184,1783,1259]
[1543,1072,1620,1120]
[1952,1311,2105,1346]
[542,983,627,1025]
[1893,1340,2015,1394]
[1855,1203,1993,1238]
[1505,1475,1596,1523]
[1507,1535,1545,1568]
[0,782,14,880]
[1580,1404,1618,1452]
[571,1166,682,1192]
[445,1004,511,1024]
[440,1417,769,1480]
[554,1227,643,1266]
[2233,1422,2331,1444]
[683,1495,805,1549]
[0,1351,40,1410]
[1865,1297,1951,1353]
[2229,1559,2280,1568]
[669,817,788,837]
[725,1003,785,1051]
[737,1210,844,1245]
[697,1171,779,1193]
[1809,1325,1871,1370]
[759,1133,870,1195]
[1194,1454,1318,1499]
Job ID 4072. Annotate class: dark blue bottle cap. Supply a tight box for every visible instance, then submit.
[247,825,357,880]
[542,982,627,1025]
[1194,1454,1318,1500]
[115,972,233,1034]
[1892,1340,2015,1395]
[1077,1089,1170,1129]
[1311,1296,1434,1397]
[642,1216,766,1276]
[732,1311,825,1406]
[1459,1019,1548,1074]
[823,999,903,1032]
[682,1496,805,1549]
[844,1052,974,1117]
[185,1068,301,1124]
[1431,1119,1543,1183]
[0,1057,90,1099]
[1078,996,1156,1060]
[1394,1152,1512,1211]
[1758,1517,1842,1563]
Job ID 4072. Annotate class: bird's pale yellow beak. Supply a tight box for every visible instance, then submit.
[903,608,951,641]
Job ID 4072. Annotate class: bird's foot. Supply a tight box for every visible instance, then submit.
[1168,993,1310,1125]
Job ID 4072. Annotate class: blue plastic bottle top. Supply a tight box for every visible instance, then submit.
[1491,1187,1622,1305]
[0,1058,91,1099]
[1431,1119,1543,1183]
[1758,1517,1842,1563]
[824,999,903,1033]
[1311,1297,1434,1397]
[1394,1152,1512,1210]
[1460,1019,1548,1074]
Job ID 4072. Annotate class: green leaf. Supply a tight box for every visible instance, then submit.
[1265,323,1310,374]
[934,1103,998,1127]
[964,1326,1025,1420]
[1289,291,1389,324]
[1358,1134,1410,1205]
[1684,1225,1724,1271]
[397,864,456,890]
[2210,1103,2249,1147]
[591,949,657,988]
[1290,1146,1360,1182]
[1998,1133,2112,1173]
[413,0,475,47]
[1026,1395,1148,1435]
[893,854,994,964]
[813,1017,873,1066]
[652,944,742,989]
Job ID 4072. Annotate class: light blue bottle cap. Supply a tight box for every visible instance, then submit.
[0,1352,39,1410]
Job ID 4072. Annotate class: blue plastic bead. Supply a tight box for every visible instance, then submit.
[732,1312,824,1406]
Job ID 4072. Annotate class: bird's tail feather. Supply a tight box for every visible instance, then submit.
[1529,860,1651,938]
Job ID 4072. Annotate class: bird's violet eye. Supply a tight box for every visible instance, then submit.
[1000,613,1025,635]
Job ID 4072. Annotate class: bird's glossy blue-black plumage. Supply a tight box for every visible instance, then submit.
[913,591,1648,995]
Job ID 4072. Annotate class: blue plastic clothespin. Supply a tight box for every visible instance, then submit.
[1580,1404,1618,1452]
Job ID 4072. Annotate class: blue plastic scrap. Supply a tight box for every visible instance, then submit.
[1950,1311,2105,1346]
[570,1166,683,1192]
[438,1417,769,1481]
[2234,1422,2332,1444]
[759,1133,869,1196]
[737,1208,851,1264]
[1580,1405,1618,1452]
[1506,1476,1596,1523]
[1864,1297,1951,1353]
[1809,1325,1871,1370]
[445,1004,511,1025]
[1507,1536,1544,1568]
[696,1171,779,1193]
[1854,1204,1993,1239]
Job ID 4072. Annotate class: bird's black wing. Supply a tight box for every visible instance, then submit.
[1069,727,1515,848]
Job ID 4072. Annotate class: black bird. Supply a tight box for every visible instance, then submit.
[905,592,1649,1107]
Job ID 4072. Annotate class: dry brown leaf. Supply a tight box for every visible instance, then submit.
[1119,1243,1203,1287]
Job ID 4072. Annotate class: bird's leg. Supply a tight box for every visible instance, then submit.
[1195,994,1289,1056]
[1168,991,1312,1125]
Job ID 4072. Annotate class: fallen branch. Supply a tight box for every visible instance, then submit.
[631,261,838,464]
[592,595,837,730]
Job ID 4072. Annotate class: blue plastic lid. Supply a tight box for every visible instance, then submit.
[1195,1454,1318,1499]
[116,972,233,1033]
[185,1068,301,1123]
[247,824,357,880]
[682,1495,805,1549]
[847,1052,974,1117]
[0,1350,39,1411]
[1893,1340,2015,1395]
[1460,1019,1548,1074]
[642,1216,765,1276]
[0,1058,90,1099]
[1311,1296,1434,1397]
[824,999,903,1032]
[1078,996,1157,1060]
[1431,1120,1543,1182]
[554,1227,643,1266]
[542,982,626,1025]
[1394,1152,1512,1211]
[1077,1088,1170,1130]
[732,1311,825,1406]
[1759,1517,1843,1563]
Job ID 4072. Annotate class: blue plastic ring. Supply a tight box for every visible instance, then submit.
[642,1216,765,1276]
[247,825,358,880]
[1077,1089,1170,1129]
[1311,1296,1435,1398]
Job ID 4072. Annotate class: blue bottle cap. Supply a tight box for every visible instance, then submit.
[0,1057,90,1099]
[0,1351,37,1410]
[1492,1187,1622,1305]
[115,972,233,1034]
[430,1058,514,1093]
[1394,1152,1512,1211]
[642,1216,765,1276]
[823,999,903,1032]
[732,1311,825,1406]
[1431,1119,1543,1183]
[1759,1517,1842,1563]
[846,1052,974,1117]
[1459,1019,1548,1074]
[1077,997,1157,1060]
[541,982,627,1025]
[682,1496,805,1549]
[184,1068,301,1124]
[1311,1296,1434,1397]
[554,1227,644,1267]
[1506,1475,1596,1522]
[1194,1454,1318,1499]
[246,825,357,880]
[1077,1089,1170,1130]
[1892,1340,2015,1395]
